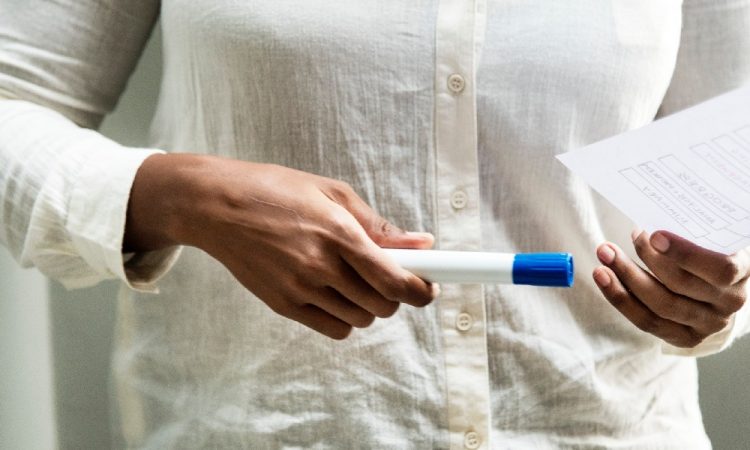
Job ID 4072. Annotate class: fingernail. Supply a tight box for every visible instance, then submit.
[406,231,434,240]
[651,232,670,253]
[593,268,611,288]
[431,283,441,299]
[631,228,643,242]
[597,245,616,265]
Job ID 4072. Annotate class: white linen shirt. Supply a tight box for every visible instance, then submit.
[1,0,750,448]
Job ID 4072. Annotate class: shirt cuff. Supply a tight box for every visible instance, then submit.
[661,285,750,357]
[122,246,182,293]
[64,146,182,293]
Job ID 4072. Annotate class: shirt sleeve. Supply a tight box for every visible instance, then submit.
[657,0,750,357]
[0,0,181,293]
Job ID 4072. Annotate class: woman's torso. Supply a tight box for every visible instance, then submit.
[114,1,709,448]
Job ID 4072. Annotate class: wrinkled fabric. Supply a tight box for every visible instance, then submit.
[1,0,750,448]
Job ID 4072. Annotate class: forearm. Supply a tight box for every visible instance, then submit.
[0,98,167,288]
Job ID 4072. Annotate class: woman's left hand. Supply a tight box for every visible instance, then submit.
[593,229,750,348]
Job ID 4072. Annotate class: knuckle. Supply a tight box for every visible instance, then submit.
[286,273,306,292]
[296,239,329,263]
[606,289,629,310]
[329,325,354,340]
[379,219,396,236]
[667,270,694,296]
[269,300,297,318]
[669,245,689,262]
[327,209,357,235]
[404,278,434,307]
[681,309,701,327]
[633,236,649,257]
[364,216,401,246]
[295,253,324,276]
[611,261,636,285]
[635,315,659,334]
[353,313,377,328]
[375,301,400,318]
[382,274,411,300]
[683,331,705,348]
[669,338,692,349]
[666,330,703,349]
[665,337,685,348]
[372,217,394,240]
[649,293,678,319]
[717,258,742,285]
[335,180,356,196]
[722,290,746,313]
[327,180,355,201]
[306,258,331,278]
[410,293,433,308]
[712,316,732,333]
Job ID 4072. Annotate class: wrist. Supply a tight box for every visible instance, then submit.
[124,152,214,252]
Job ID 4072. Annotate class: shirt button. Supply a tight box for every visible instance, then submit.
[456,312,473,332]
[464,431,481,449]
[450,190,468,210]
[448,73,466,93]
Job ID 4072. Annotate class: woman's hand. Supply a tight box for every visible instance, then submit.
[124,153,439,340]
[593,229,749,348]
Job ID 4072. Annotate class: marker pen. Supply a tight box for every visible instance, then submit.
[384,249,574,287]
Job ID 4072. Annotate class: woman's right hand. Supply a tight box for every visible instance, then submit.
[124,153,439,339]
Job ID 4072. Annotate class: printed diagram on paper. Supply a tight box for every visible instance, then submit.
[558,87,750,254]
[619,128,750,250]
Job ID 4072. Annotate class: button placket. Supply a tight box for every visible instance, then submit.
[435,0,490,448]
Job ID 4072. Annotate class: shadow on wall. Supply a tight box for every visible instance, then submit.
[49,281,119,449]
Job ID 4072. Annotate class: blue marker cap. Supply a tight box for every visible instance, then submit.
[512,253,574,287]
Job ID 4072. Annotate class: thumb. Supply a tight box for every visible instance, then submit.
[322,180,434,249]
[369,218,434,249]
[354,205,433,249]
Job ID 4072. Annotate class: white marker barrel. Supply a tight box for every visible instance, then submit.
[384,249,574,287]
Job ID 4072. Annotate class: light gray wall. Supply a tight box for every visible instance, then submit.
[0,252,56,450]
[1,22,749,450]
[699,344,750,446]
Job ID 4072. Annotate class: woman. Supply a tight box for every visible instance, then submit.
[1,0,748,448]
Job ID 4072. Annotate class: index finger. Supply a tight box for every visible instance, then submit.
[649,230,750,286]
[339,232,438,308]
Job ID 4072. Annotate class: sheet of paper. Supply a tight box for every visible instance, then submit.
[557,86,750,255]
